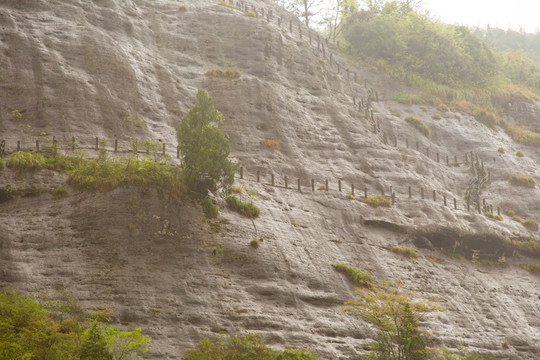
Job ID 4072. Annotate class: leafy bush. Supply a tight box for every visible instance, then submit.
[202,198,219,219]
[498,147,505,154]
[7,151,46,171]
[51,186,67,197]
[436,103,448,112]
[205,66,241,79]
[184,334,320,360]
[226,195,260,219]
[432,113,441,120]
[509,174,536,188]
[484,211,503,221]
[332,263,373,287]
[512,216,523,223]
[523,218,539,231]
[516,150,525,157]
[405,115,431,137]
[505,209,515,216]
[260,138,280,150]
[388,246,419,258]
[0,289,150,360]
[365,195,392,208]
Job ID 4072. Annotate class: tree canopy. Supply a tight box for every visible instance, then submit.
[176,89,236,197]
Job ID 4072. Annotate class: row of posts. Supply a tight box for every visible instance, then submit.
[238,166,500,214]
[226,0,356,82]
[1,138,174,157]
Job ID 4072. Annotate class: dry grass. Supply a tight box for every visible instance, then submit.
[260,138,280,151]
[405,115,431,137]
[509,174,536,188]
[388,246,419,259]
[523,218,539,231]
[364,195,391,208]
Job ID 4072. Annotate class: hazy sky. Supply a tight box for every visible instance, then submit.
[422,0,540,33]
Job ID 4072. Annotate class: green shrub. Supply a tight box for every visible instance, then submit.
[484,211,503,221]
[520,263,540,275]
[436,103,448,112]
[332,263,373,287]
[51,186,67,197]
[346,192,355,200]
[523,218,539,231]
[7,151,46,171]
[185,334,319,360]
[506,209,515,216]
[231,186,242,193]
[405,115,431,137]
[202,198,219,219]
[226,195,260,219]
[432,113,441,120]
[474,109,499,128]
[516,150,525,157]
[388,246,419,258]
[205,66,241,79]
[512,216,523,223]
[364,195,391,208]
[250,238,260,248]
[498,147,505,154]
[509,174,536,188]
[512,238,540,257]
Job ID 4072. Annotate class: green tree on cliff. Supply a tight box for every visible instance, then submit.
[176,89,236,197]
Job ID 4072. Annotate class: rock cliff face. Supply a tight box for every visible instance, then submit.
[2,0,540,359]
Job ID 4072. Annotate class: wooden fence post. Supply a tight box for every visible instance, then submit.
[36,140,39,152]
[114,139,118,153]
[391,192,395,205]
[289,20,292,33]
[409,186,411,198]
[444,195,447,206]
[325,179,329,191]
[351,183,354,196]
[257,170,260,183]
[162,142,166,155]
[177,146,180,159]
[17,140,20,152]
[437,152,439,163]
[95,137,99,150]
[298,178,301,192]
[364,187,368,199]
[454,198,457,210]
[72,136,75,150]
[285,175,288,188]
[338,179,342,192]
[433,190,436,201]
[311,179,315,192]
[421,188,424,199]
[497,207,500,216]
[240,166,244,179]
[446,155,449,166]
[467,198,470,211]
[271,173,275,186]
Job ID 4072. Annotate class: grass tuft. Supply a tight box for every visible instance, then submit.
[405,115,431,137]
[523,218,539,231]
[332,263,373,287]
[509,174,536,188]
[388,246,419,258]
[520,263,540,275]
[260,138,280,151]
[364,195,391,208]
[484,211,503,221]
[226,195,260,219]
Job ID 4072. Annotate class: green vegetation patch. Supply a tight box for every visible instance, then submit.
[226,195,260,219]
[388,246,419,258]
[332,263,373,287]
[205,66,241,79]
[202,198,219,219]
[0,289,150,360]
[392,93,425,105]
[509,174,536,188]
[523,218,539,231]
[405,115,431,137]
[7,151,47,171]
[50,186,67,197]
[512,238,540,257]
[484,211,503,221]
[364,195,391,208]
[520,263,540,275]
[185,334,320,360]
[250,238,260,248]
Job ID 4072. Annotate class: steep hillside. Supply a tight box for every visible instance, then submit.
[2,0,540,359]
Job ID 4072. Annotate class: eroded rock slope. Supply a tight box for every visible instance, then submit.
[1,0,540,359]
